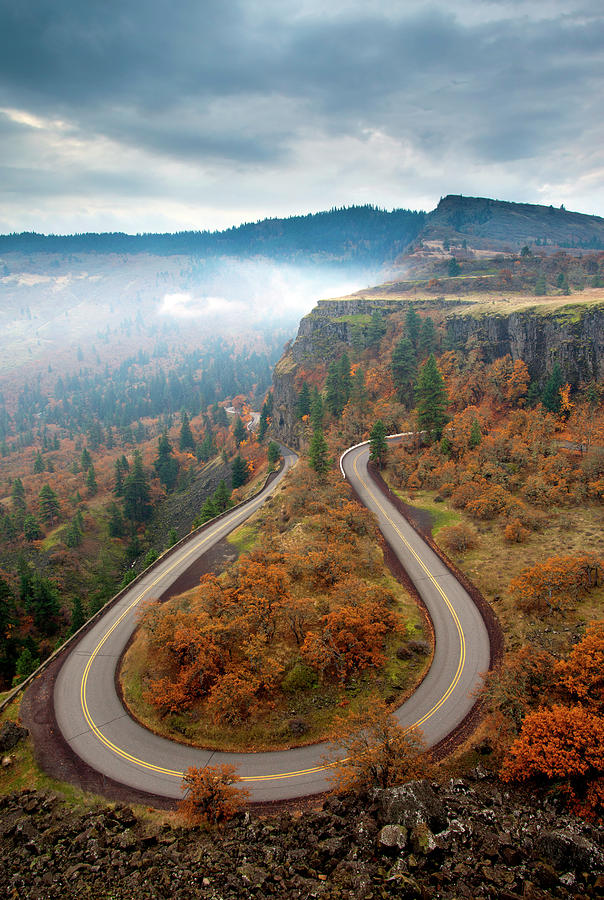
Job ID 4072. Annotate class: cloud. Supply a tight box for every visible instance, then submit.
[0,1,603,231]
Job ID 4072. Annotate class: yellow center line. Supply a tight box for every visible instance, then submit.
[79,445,466,784]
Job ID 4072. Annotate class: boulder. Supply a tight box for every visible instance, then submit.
[373,780,448,832]
[0,722,28,753]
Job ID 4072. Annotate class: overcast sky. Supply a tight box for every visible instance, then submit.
[0,0,603,234]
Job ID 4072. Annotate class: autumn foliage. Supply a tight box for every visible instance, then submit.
[509,555,602,613]
[326,696,430,795]
[136,463,406,728]
[179,764,249,826]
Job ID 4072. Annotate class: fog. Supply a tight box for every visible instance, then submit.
[158,258,377,326]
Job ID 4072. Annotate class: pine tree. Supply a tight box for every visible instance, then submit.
[469,418,482,449]
[350,368,368,411]
[233,416,246,447]
[213,479,231,512]
[11,477,26,523]
[542,363,564,413]
[309,429,331,479]
[65,515,83,547]
[310,389,324,430]
[154,432,179,491]
[369,420,388,469]
[70,597,86,634]
[33,451,45,474]
[113,458,125,496]
[231,455,249,489]
[107,502,125,537]
[419,316,436,359]
[325,361,344,418]
[86,464,98,496]
[296,382,311,420]
[13,647,40,685]
[338,353,352,408]
[391,337,417,408]
[179,411,195,451]
[39,483,60,525]
[123,451,152,523]
[80,447,92,470]
[448,257,461,277]
[405,307,421,350]
[416,354,448,441]
[23,514,42,542]
[268,441,281,467]
[367,311,386,347]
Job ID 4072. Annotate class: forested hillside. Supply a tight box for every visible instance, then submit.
[0,205,425,263]
[272,282,604,820]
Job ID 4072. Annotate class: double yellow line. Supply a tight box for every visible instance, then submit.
[79,446,465,784]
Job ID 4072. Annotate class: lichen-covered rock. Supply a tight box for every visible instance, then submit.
[372,780,448,832]
[0,721,28,752]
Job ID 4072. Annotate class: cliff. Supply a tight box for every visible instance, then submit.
[272,294,604,448]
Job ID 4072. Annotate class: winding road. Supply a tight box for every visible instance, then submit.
[51,439,490,803]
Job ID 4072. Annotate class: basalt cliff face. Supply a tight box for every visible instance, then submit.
[272,297,603,448]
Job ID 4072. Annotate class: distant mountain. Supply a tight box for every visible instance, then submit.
[418,195,604,252]
[0,205,425,265]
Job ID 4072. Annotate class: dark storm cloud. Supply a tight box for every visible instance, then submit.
[0,0,603,230]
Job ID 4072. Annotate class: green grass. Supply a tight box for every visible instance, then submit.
[226,523,258,555]
[392,487,461,535]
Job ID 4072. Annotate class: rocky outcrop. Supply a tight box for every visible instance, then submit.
[2,775,603,898]
[446,305,604,384]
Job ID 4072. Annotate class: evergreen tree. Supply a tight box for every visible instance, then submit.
[11,477,26,524]
[113,457,125,496]
[325,361,344,418]
[338,353,352,408]
[369,420,388,469]
[0,577,18,685]
[391,337,417,408]
[33,450,45,474]
[350,368,368,411]
[308,429,331,479]
[233,416,246,447]
[70,597,86,634]
[213,404,229,427]
[23,514,42,541]
[80,447,92,470]
[469,419,482,449]
[179,411,196,451]
[231,454,249,489]
[310,389,324,430]
[123,451,152,523]
[419,316,437,358]
[194,496,217,527]
[534,273,547,296]
[108,502,125,537]
[448,257,461,277]
[367,310,386,347]
[154,432,179,491]
[86,464,98,496]
[542,363,564,413]
[214,479,231,512]
[405,307,421,350]
[258,401,270,441]
[296,382,311,420]
[13,647,40,685]
[38,483,60,525]
[416,354,448,441]
[25,573,60,634]
[268,441,281,467]
[198,431,216,462]
[65,515,83,547]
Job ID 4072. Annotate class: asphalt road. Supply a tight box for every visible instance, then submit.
[53,440,490,803]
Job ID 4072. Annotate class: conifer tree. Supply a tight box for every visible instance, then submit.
[405,307,421,350]
[80,447,92,470]
[123,451,152,523]
[233,416,246,447]
[309,429,331,479]
[416,354,448,441]
[419,316,436,359]
[310,389,324,430]
[179,411,195,451]
[296,382,311,420]
[391,337,417,408]
[469,418,482,449]
[86,464,98,496]
[39,483,60,525]
[33,451,45,474]
[369,420,388,468]
[154,432,179,491]
[231,454,249,489]
[542,363,563,413]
